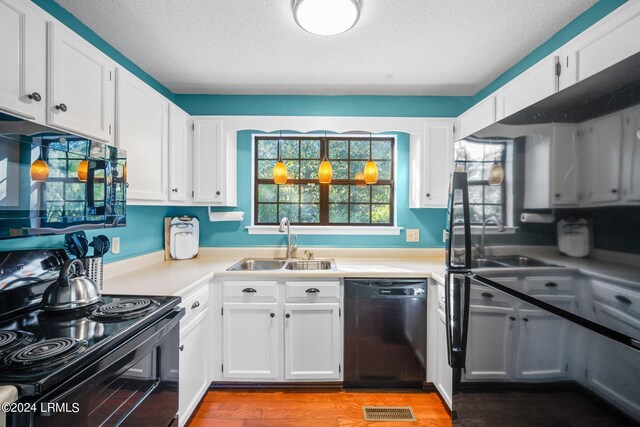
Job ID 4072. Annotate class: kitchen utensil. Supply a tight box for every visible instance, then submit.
[65,232,89,258]
[169,216,199,260]
[81,256,104,291]
[42,259,101,311]
[90,235,110,257]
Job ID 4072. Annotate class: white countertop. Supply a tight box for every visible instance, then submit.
[103,248,446,298]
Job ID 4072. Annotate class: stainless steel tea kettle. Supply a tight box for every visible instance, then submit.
[42,259,101,311]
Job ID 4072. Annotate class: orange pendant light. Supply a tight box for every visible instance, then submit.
[273,132,288,185]
[318,155,332,184]
[487,162,504,186]
[30,146,49,182]
[77,159,89,182]
[363,133,378,184]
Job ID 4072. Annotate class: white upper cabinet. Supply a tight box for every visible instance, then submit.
[580,114,623,205]
[168,104,190,203]
[623,106,640,202]
[192,119,237,206]
[496,56,558,121]
[456,96,496,141]
[116,68,168,202]
[0,0,46,122]
[409,120,454,208]
[47,22,114,143]
[550,125,580,206]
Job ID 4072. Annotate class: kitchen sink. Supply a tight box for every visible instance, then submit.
[490,255,558,268]
[471,259,507,269]
[285,260,333,270]
[227,258,335,271]
[227,259,288,271]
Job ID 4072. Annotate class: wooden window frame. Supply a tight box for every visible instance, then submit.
[254,136,395,226]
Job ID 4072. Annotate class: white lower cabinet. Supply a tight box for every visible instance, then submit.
[427,279,452,409]
[218,279,342,382]
[284,303,341,380]
[222,302,279,379]
[436,304,452,408]
[178,282,211,426]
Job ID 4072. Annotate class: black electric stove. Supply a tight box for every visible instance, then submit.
[0,249,184,427]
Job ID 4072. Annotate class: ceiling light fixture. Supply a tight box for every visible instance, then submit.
[292,0,361,36]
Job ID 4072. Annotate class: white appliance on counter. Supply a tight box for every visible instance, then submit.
[169,216,199,260]
[557,218,590,258]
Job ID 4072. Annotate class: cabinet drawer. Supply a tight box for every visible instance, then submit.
[525,277,574,295]
[223,281,277,300]
[182,284,210,326]
[470,283,513,305]
[285,281,340,301]
[591,279,640,315]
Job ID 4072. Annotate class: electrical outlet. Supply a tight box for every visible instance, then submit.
[111,237,120,254]
[406,229,420,243]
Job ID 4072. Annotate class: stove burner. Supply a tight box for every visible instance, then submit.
[0,330,35,353]
[91,298,160,322]
[4,338,88,369]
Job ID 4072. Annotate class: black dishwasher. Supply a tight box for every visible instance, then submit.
[344,278,427,388]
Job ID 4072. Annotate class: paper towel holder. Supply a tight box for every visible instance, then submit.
[208,208,245,222]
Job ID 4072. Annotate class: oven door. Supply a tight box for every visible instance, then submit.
[30,308,183,427]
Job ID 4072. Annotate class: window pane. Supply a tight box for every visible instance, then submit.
[329,185,348,203]
[279,204,299,223]
[300,160,320,179]
[279,185,298,203]
[329,204,348,223]
[258,203,277,223]
[301,140,320,159]
[350,185,370,203]
[371,140,391,160]
[68,160,81,178]
[300,184,319,203]
[258,184,277,202]
[377,160,391,180]
[332,161,348,179]
[484,205,502,221]
[258,139,278,159]
[349,160,367,179]
[463,142,486,161]
[469,185,483,204]
[372,185,390,203]
[47,202,64,222]
[300,204,320,223]
[65,183,86,201]
[485,185,502,204]
[470,205,483,224]
[372,205,390,224]
[329,140,348,159]
[46,182,64,202]
[257,160,276,179]
[48,159,66,178]
[350,204,370,223]
[282,140,299,159]
[350,140,369,159]
[465,162,483,181]
[284,160,299,179]
[65,202,85,220]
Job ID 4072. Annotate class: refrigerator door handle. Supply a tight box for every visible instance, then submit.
[445,273,470,369]
[446,171,472,270]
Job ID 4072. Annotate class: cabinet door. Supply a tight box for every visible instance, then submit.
[193,119,224,204]
[168,104,189,203]
[515,307,568,380]
[550,125,580,206]
[422,121,454,208]
[582,114,623,204]
[47,23,114,142]
[179,309,209,426]
[284,303,341,380]
[623,106,640,202]
[496,57,557,121]
[222,302,278,379]
[463,304,515,381]
[116,68,168,202]
[0,0,46,122]
[436,306,452,409]
[456,96,496,141]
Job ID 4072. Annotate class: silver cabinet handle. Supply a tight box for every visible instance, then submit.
[306,288,320,294]
[191,301,200,309]
[28,92,41,102]
[242,288,257,293]
[55,103,67,112]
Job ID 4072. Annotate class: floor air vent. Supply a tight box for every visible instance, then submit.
[362,406,417,422]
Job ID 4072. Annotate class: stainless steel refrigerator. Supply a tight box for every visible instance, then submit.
[445,51,640,426]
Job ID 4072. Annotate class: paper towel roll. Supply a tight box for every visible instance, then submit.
[520,213,555,223]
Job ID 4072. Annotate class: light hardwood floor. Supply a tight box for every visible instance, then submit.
[187,389,451,427]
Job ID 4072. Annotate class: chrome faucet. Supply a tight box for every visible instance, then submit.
[278,217,298,259]
[477,216,506,258]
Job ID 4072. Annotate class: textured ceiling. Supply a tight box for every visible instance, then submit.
[54,0,596,95]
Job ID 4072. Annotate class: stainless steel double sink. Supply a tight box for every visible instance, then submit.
[227,258,336,271]
[471,255,559,269]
